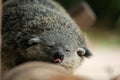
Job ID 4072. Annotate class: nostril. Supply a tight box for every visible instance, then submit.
[53,52,64,60]
[61,55,64,59]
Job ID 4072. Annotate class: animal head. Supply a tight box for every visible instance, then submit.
[2,0,92,70]
[14,33,91,70]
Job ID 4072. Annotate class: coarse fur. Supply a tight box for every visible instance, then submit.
[2,0,92,73]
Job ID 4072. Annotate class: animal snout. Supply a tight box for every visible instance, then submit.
[52,51,64,63]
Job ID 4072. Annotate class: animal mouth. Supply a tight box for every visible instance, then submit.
[52,53,64,63]
[52,55,64,63]
[53,58,62,63]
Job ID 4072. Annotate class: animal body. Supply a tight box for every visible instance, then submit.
[3,62,90,80]
[2,0,92,73]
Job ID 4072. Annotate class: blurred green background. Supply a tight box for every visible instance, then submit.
[56,0,120,46]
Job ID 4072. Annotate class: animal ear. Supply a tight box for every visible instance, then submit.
[28,36,40,45]
[20,35,40,49]
[84,48,92,57]
[77,47,92,58]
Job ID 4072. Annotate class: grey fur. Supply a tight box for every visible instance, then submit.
[2,0,91,73]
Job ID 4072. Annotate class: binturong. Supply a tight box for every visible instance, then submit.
[2,0,92,73]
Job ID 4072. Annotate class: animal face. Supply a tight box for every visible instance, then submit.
[15,33,91,70]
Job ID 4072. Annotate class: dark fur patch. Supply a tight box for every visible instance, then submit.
[84,48,92,57]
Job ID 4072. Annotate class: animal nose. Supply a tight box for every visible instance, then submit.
[53,52,64,63]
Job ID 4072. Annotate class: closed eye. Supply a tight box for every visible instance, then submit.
[65,49,71,52]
